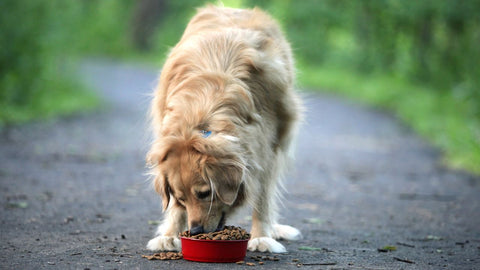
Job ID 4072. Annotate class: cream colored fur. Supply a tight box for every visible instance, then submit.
[146,5,301,253]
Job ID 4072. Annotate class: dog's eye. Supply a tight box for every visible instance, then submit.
[196,190,211,200]
[200,130,212,138]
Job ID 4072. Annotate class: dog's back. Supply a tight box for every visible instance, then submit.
[158,5,300,151]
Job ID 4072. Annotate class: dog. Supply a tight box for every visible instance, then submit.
[146,5,302,253]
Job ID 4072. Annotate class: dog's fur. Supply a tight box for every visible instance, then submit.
[146,5,301,253]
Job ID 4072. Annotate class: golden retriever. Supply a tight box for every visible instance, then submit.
[146,5,301,253]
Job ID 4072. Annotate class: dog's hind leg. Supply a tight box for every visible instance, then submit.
[146,205,186,251]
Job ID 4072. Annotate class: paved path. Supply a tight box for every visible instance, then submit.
[1,60,479,269]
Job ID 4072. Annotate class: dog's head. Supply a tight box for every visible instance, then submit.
[148,74,254,234]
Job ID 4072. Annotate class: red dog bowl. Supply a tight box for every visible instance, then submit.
[181,237,248,263]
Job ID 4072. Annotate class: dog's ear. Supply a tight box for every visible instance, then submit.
[146,142,170,166]
[153,174,171,211]
[204,161,243,205]
[147,140,174,211]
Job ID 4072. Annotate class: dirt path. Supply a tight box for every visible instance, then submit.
[1,60,479,269]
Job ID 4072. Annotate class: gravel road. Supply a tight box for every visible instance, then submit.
[1,59,479,269]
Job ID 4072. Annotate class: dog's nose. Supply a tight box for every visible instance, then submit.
[190,225,204,235]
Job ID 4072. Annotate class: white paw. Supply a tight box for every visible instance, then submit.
[272,224,302,241]
[146,235,181,251]
[248,237,286,253]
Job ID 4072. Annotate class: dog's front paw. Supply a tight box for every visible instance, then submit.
[248,237,286,253]
[272,224,302,241]
[147,235,181,251]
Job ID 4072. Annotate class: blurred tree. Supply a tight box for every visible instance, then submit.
[131,0,167,51]
[73,0,133,56]
[2,0,478,123]
[149,0,205,53]
[0,0,98,124]
[0,0,53,106]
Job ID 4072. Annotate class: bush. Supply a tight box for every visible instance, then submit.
[73,0,134,56]
[281,0,480,118]
[0,0,99,125]
[246,0,480,173]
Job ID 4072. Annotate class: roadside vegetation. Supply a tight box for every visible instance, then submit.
[270,0,480,174]
[0,1,100,125]
[1,0,478,174]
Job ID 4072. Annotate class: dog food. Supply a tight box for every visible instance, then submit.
[141,251,183,260]
[251,255,280,261]
[180,225,250,240]
[236,255,281,266]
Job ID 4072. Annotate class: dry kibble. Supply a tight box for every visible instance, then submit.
[141,251,183,260]
[258,261,264,265]
[246,262,256,266]
[236,261,245,265]
[179,225,250,240]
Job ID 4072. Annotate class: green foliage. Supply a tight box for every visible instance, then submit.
[251,0,480,116]
[0,0,100,126]
[250,0,480,174]
[151,0,205,57]
[299,62,480,174]
[72,0,134,56]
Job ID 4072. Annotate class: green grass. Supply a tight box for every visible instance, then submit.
[0,69,100,128]
[298,62,480,175]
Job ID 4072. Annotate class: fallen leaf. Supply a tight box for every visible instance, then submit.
[393,257,415,264]
[148,220,161,225]
[299,246,323,251]
[378,245,397,252]
[7,201,28,208]
[426,235,443,241]
[303,218,324,224]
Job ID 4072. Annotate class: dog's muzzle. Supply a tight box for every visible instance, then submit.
[215,212,226,232]
[190,212,226,236]
[190,225,204,235]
